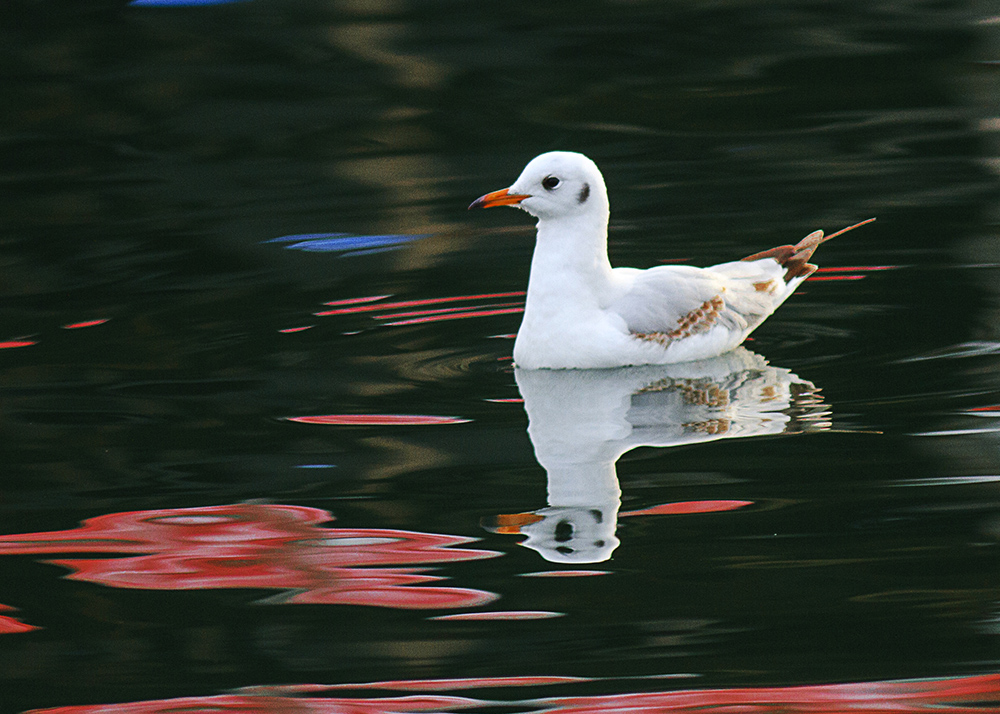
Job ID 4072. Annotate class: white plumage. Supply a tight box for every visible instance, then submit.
[470,151,873,369]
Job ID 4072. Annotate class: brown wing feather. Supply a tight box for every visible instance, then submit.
[741,219,876,282]
[634,295,725,345]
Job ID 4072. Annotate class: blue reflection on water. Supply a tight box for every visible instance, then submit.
[265,233,426,254]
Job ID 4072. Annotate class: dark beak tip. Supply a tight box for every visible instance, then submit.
[468,193,494,210]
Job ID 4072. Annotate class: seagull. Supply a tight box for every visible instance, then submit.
[469,151,874,369]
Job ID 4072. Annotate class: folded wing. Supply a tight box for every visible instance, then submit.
[610,259,789,343]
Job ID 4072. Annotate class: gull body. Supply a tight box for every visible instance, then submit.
[470,151,873,369]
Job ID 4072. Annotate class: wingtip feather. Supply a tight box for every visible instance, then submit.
[744,218,876,282]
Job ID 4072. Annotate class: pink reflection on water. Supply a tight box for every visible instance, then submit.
[26,673,1000,713]
[382,307,525,326]
[0,316,115,349]
[966,405,1000,416]
[806,274,868,281]
[286,414,471,425]
[0,603,38,634]
[519,570,610,578]
[316,292,525,317]
[322,295,393,307]
[813,265,900,272]
[0,504,499,610]
[0,339,36,349]
[30,693,484,713]
[807,264,900,282]
[373,303,525,321]
[261,675,590,693]
[285,291,529,333]
[535,673,1000,713]
[620,500,753,517]
[429,610,563,621]
[61,319,110,329]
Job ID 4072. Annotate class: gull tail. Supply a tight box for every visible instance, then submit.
[742,218,876,282]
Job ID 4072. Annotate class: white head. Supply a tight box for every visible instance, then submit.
[469,151,609,223]
[482,505,621,564]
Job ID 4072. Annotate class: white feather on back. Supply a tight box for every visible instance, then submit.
[609,257,791,339]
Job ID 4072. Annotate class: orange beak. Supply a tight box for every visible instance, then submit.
[468,188,531,210]
[480,512,545,534]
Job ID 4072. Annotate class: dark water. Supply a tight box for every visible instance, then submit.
[3,1,1000,711]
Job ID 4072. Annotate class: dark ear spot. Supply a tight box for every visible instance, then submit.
[577,183,590,204]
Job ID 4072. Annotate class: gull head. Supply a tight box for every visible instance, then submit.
[469,151,609,222]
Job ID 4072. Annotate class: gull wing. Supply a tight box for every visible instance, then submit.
[609,258,789,341]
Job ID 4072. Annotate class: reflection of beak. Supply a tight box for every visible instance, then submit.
[468,188,530,210]
[480,512,544,534]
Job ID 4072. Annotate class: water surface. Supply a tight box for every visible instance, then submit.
[2,1,1000,711]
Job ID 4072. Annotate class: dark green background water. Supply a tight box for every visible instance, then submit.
[2,1,1000,711]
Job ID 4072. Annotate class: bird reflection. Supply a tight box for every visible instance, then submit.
[484,348,831,563]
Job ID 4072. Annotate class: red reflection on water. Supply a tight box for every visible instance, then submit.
[536,673,1000,713]
[807,263,900,282]
[807,274,868,281]
[316,292,525,316]
[322,295,392,307]
[286,414,471,425]
[519,570,610,578]
[0,505,499,610]
[30,694,484,713]
[814,265,899,272]
[61,319,110,329]
[0,339,36,349]
[0,603,37,634]
[383,307,525,326]
[298,290,529,333]
[428,610,563,621]
[255,675,589,694]
[27,673,1000,713]
[620,500,753,517]
[373,303,525,320]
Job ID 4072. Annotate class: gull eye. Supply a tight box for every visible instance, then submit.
[542,175,560,190]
